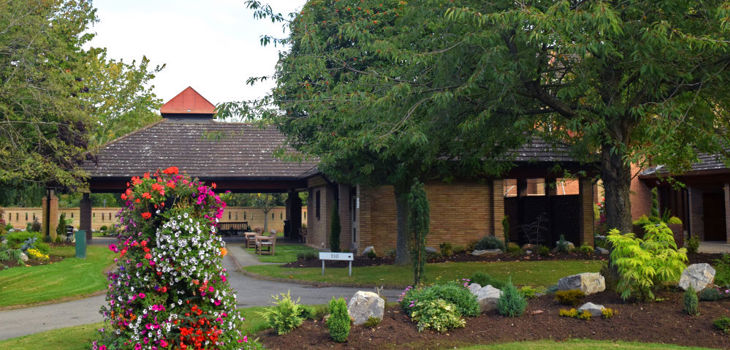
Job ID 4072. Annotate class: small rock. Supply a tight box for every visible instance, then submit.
[557,272,606,295]
[679,263,716,291]
[475,285,502,312]
[596,247,609,255]
[530,310,544,315]
[347,291,385,326]
[19,252,28,262]
[555,240,575,250]
[472,249,502,256]
[425,247,438,254]
[578,302,605,317]
[362,246,376,255]
[467,283,482,295]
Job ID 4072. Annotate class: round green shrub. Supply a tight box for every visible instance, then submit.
[401,281,479,317]
[264,291,304,335]
[326,297,350,342]
[474,235,505,251]
[699,288,722,301]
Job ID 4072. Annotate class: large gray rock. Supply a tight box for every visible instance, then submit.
[347,291,385,326]
[679,263,716,291]
[19,252,28,262]
[475,285,502,312]
[467,283,482,295]
[557,272,606,295]
[362,246,376,255]
[595,247,609,255]
[425,247,438,254]
[472,249,502,256]
[578,302,605,317]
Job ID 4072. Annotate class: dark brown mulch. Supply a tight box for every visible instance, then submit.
[284,251,724,269]
[257,291,730,350]
[1,254,64,269]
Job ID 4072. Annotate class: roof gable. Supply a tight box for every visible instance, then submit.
[160,86,216,116]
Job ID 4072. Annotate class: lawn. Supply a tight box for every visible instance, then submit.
[0,245,115,308]
[243,260,604,288]
[244,243,319,264]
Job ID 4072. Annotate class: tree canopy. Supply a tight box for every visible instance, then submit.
[0,0,163,193]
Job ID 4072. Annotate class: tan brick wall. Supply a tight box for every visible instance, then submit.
[630,164,653,220]
[357,182,493,255]
[306,176,335,249]
[492,179,504,240]
[579,178,595,247]
[724,184,730,243]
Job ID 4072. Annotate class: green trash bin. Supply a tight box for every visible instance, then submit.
[75,230,87,258]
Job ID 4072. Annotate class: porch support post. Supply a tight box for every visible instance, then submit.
[724,184,730,244]
[80,193,92,242]
[492,179,505,240]
[579,177,595,247]
[288,190,302,242]
[545,178,558,196]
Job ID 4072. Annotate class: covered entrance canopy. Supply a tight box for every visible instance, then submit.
[81,87,316,240]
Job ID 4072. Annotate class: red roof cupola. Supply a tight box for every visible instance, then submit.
[160,86,216,118]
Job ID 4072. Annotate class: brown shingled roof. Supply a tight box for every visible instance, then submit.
[83,119,317,179]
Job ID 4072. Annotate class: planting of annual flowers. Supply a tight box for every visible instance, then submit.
[94,167,258,350]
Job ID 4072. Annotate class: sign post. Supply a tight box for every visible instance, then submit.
[319,252,354,277]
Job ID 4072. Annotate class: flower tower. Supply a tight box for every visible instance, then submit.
[94,167,255,350]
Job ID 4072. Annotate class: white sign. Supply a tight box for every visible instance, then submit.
[319,252,353,261]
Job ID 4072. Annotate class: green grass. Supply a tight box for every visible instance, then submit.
[245,243,319,264]
[0,245,115,307]
[459,339,713,349]
[244,260,604,288]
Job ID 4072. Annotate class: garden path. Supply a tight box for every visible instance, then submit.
[0,240,401,340]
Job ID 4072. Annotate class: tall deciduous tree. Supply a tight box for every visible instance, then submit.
[243,0,525,264]
[446,0,730,232]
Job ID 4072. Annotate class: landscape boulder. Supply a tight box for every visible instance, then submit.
[557,272,606,295]
[475,285,502,312]
[347,291,385,326]
[425,247,438,254]
[595,247,609,255]
[554,240,575,250]
[362,246,376,255]
[19,252,28,262]
[472,249,502,256]
[467,283,482,295]
[578,302,605,317]
[679,263,716,291]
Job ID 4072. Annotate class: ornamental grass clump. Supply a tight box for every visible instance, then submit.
[326,297,350,342]
[94,167,257,350]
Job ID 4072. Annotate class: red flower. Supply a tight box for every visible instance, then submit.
[211,182,217,189]
[142,192,152,199]
[141,212,152,219]
[163,166,179,175]
[120,193,127,200]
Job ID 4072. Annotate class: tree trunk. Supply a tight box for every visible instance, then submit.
[600,146,633,233]
[394,185,411,265]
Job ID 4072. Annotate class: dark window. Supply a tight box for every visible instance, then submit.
[25,213,28,220]
[228,212,231,220]
[280,213,283,220]
[272,213,274,219]
[316,191,321,220]
[244,212,247,220]
[353,228,357,242]
[71,213,74,218]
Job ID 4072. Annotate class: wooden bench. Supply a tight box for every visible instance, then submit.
[255,234,277,255]
[218,222,249,236]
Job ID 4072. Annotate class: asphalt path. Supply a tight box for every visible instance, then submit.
[0,239,401,340]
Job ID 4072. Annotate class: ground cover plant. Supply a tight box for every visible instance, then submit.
[0,245,114,307]
[245,243,319,264]
[245,260,603,289]
[94,168,256,349]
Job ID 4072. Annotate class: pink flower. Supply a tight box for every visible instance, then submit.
[160,340,168,347]
[138,293,146,299]
[108,244,118,253]
[100,346,107,350]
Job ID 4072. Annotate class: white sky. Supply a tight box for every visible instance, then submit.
[88,0,307,105]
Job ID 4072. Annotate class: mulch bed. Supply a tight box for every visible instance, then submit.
[1,255,64,269]
[284,251,723,269]
[257,291,730,349]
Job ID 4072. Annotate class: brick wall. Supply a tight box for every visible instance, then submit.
[306,176,335,249]
[724,184,730,243]
[630,164,653,220]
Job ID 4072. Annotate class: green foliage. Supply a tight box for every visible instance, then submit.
[475,236,505,251]
[6,231,42,250]
[506,242,523,256]
[453,245,465,255]
[470,272,505,290]
[408,181,430,285]
[401,281,480,318]
[607,222,688,300]
[519,286,539,299]
[363,316,381,328]
[559,308,578,318]
[263,291,304,335]
[33,241,50,255]
[577,310,592,320]
[686,236,700,254]
[578,245,594,255]
[714,254,730,288]
[299,305,328,320]
[366,249,377,259]
[684,286,699,316]
[411,298,465,332]
[537,245,550,257]
[439,242,453,257]
[329,201,341,252]
[0,247,24,265]
[297,251,318,261]
[713,316,730,334]
[555,289,585,306]
[556,235,570,253]
[326,297,350,342]
[498,280,527,317]
[699,288,722,302]
[55,213,67,239]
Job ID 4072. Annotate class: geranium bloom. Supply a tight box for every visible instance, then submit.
[162,166,179,175]
[108,244,119,253]
[141,212,152,219]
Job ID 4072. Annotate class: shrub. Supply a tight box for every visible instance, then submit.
[607,222,688,301]
[6,231,42,250]
[713,254,730,288]
[56,213,68,239]
[470,272,505,289]
[556,235,570,253]
[684,286,699,316]
[474,235,505,251]
[439,242,453,257]
[33,241,50,255]
[497,280,527,317]
[714,316,730,334]
[601,308,616,319]
[506,242,523,255]
[363,316,381,328]
[263,291,304,335]
[699,288,723,301]
[555,289,585,306]
[366,249,377,259]
[453,245,466,255]
[686,236,700,254]
[466,240,478,252]
[578,245,594,255]
[537,245,550,257]
[386,249,396,258]
[30,218,41,233]
[326,297,350,342]
[297,251,318,261]
[401,281,479,317]
[411,298,465,332]
[519,286,539,299]
[26,248,49,261]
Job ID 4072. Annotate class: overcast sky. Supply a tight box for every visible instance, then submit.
[88,0,307,105]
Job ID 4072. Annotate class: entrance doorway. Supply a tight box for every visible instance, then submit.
[703,192,727,241]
